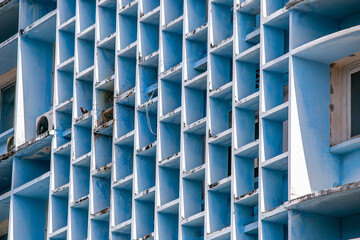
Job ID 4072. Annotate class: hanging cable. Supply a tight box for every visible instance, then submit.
[146,89,157,136]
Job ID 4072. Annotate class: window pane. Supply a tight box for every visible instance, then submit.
[0,234,7,240]
[351,71,360,137]
[1,83,15,133]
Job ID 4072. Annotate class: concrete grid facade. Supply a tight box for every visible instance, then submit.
[1,0,360,239]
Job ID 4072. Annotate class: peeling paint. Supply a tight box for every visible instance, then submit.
[0,0,12,8]
[73,195,89,206]
[136,141,155,154]
[52,183,69,194]
[96,107,113,129]
[209,181,219,189]
[286,181,360,208]
[159,152,179,165]
[0,130,53,162]
[75,111,92,124]
[92,207,110,218]
[210,35,232,50]
[94,162,112,174]
[234,189,257,202]
[138,233,153,240]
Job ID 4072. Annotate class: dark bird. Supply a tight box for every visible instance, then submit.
[80,107,88,114]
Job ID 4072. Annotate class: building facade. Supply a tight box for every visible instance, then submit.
[0,0,360,239]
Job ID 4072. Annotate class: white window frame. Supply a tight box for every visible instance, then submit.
[346,65,360,139]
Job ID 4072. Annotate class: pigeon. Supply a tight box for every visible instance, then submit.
[80,107,88,114]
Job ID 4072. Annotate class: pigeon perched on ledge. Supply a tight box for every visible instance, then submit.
[80,107,88,114]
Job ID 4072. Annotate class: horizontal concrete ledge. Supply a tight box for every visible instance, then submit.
[48,226,67,239]
[285,181,360,218]
[292,25,360,64]
[207,225,231,240]
[236,0,260,15]
[157,198,179,214]
[111,218,132,234]
[330,137,360,155]
[12,171,50,200]
[71,195,89,209]
[0,129,53,162]
[181,211,205,227]
[234,188,259,206]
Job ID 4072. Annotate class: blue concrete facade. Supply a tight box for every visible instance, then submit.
[0,0,360,239]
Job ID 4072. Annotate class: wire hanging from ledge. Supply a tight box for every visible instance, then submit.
[146,89,157,136]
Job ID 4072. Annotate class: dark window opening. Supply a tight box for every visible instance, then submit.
[227,146,231,176]
[202,135,206,164]
[1,82,15,133]
[254,158,259,189]
[229,110,232,129]
[255,113,259,140]
[0,233,7,240]
[350,70,360,137]
[201,180,205,211]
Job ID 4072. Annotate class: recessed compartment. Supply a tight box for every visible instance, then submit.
[134,198,154,238]
[78,0,96,32]
[59,0,76,25]
[163,0,183,25]
[141,0,159,16]
[73,165,90,201]
[186,0,207,33]
[92,176,111,213]
[77,38,95,73]
[139,65,158,104]
[55,108,72,147]
[160,79,181,116]
[118,3,138,49]
[208,189,231,234]
[137,110,157,149]
[236,10,260,52]
[94,134,113,169]
[210,53,232,90]
[114,144,133,181]
[185,38,207,80]
[158,212,178,240]
[209,143,232,184]
[54,152,71,189]
[136,155,156,193]
[184,131,206,172]
[159,122,180,160]
[113,188,132,225]
[209,97,232,136]
[51,194,69,232]
[117,55,136,94]
[140,21,159,58]
[236,61,259,101]
[98,5,116,41]
[262,168,288,211]
[20,0,56,29]
[75,79,93,118]
[183,178,204,218]
[71,207,89,240]
[162,31,182,71]
[210,2,233,45]
[74,122,92,159]
[56,70,74,105]
[158,166,179,205]
[263,22,289,63]
[58,30,75,64]
[184,86,206,125]
[97,47,115,82]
